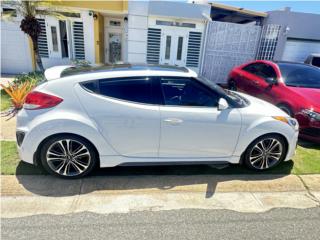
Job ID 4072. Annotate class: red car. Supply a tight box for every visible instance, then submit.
[228,60,320,143]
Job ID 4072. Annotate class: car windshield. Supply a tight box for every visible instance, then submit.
[278,63,320,89]
[197,76,247,107]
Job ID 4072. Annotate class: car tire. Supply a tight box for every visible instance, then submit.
[277,104,293,117]
[40,135,97,179]
[228,80,237,91]
[243,134,287,171]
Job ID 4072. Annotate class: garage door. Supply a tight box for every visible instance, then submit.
[282,39,320,63]
[1,20,33,74]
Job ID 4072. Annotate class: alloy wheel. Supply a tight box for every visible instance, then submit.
[46,139,91,177]
[249,138,283,170]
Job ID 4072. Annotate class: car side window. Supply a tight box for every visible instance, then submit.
[160,77,219,107]
[82,77,154,104]
[255,64,277,80]
[242,64,257,74]
[243,63,277,80]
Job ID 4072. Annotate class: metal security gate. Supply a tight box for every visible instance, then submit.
[201,21,261,84]
[256,24,281,60]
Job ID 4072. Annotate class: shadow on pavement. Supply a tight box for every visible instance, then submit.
[15,160,294,198]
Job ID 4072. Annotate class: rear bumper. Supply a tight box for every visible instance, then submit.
[16,128,36,165]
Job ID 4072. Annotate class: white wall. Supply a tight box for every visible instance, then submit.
[127,1,149,63]
[1,19,33,74]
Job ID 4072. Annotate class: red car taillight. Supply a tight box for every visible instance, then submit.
[23,91,63,110]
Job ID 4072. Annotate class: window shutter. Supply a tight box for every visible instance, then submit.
[72,21,85,60]
[37,19,49,58]
[147,28,161,64]
[186,32,202,67]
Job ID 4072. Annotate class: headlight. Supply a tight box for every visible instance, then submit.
[272,116,299,130]
[301,109,320,121]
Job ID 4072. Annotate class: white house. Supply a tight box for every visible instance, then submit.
[1,1,210,74]
[127,1,210,73]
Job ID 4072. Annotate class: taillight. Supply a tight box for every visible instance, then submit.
[23,91,63,110]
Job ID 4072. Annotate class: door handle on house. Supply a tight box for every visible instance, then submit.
[164,118,183,124]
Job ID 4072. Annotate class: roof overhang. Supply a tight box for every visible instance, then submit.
[210,2,267,24]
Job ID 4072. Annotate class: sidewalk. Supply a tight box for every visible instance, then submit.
[1,174,320,218]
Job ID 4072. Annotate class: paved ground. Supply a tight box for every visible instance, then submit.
[2,208,320,240]
[2,174,320,218]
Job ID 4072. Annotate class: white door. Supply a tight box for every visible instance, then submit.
[282,39,320,62]
[76,76,160,157]
[1,19,33,73]
[46,18,62,58]
[161,29,187,66]
[159,77,242,158]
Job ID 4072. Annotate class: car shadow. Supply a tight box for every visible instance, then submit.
[15,160,294,198]
[298,139,320,149]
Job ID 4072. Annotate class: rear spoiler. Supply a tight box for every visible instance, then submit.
[44,65,74,81]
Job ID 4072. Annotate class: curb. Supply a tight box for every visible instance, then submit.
[1,174,320,218]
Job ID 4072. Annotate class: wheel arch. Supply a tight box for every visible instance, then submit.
[276,102,294,116]
[33,133,100,167]
[239,132,289,164]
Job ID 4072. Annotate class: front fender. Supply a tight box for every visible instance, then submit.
[233,116,296,157]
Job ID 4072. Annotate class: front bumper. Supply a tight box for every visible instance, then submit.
[296,113,320,143]
[285,130,299,161]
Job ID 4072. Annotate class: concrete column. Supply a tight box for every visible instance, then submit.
[82,10,95,64]
[127,1,149,63]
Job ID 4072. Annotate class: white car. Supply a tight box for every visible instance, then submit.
[16,64,299,178]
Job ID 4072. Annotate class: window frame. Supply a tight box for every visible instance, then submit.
[80,76,160,106]
[156,76,223,108]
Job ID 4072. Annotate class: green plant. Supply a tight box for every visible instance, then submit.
[71,59,91,67]
[0,81,35,117]
[13,71,44,85]
[1,90,12,112]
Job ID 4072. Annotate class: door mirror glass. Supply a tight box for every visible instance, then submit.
[218,98,229,111]
[265,77,277,85]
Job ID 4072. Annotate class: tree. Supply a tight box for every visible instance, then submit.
[2,1,62,72]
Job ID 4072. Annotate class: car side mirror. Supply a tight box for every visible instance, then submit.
[265,77,277,85]
[218,98,229,111]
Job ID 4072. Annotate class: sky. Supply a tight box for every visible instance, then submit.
[215,1,320,14]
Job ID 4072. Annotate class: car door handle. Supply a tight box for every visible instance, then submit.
[164,118,183,124]
[253,80,260,86]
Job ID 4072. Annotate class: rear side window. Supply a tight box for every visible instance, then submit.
[81,77,154,104]
[242,64,257,74]
[81,81,97,92]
